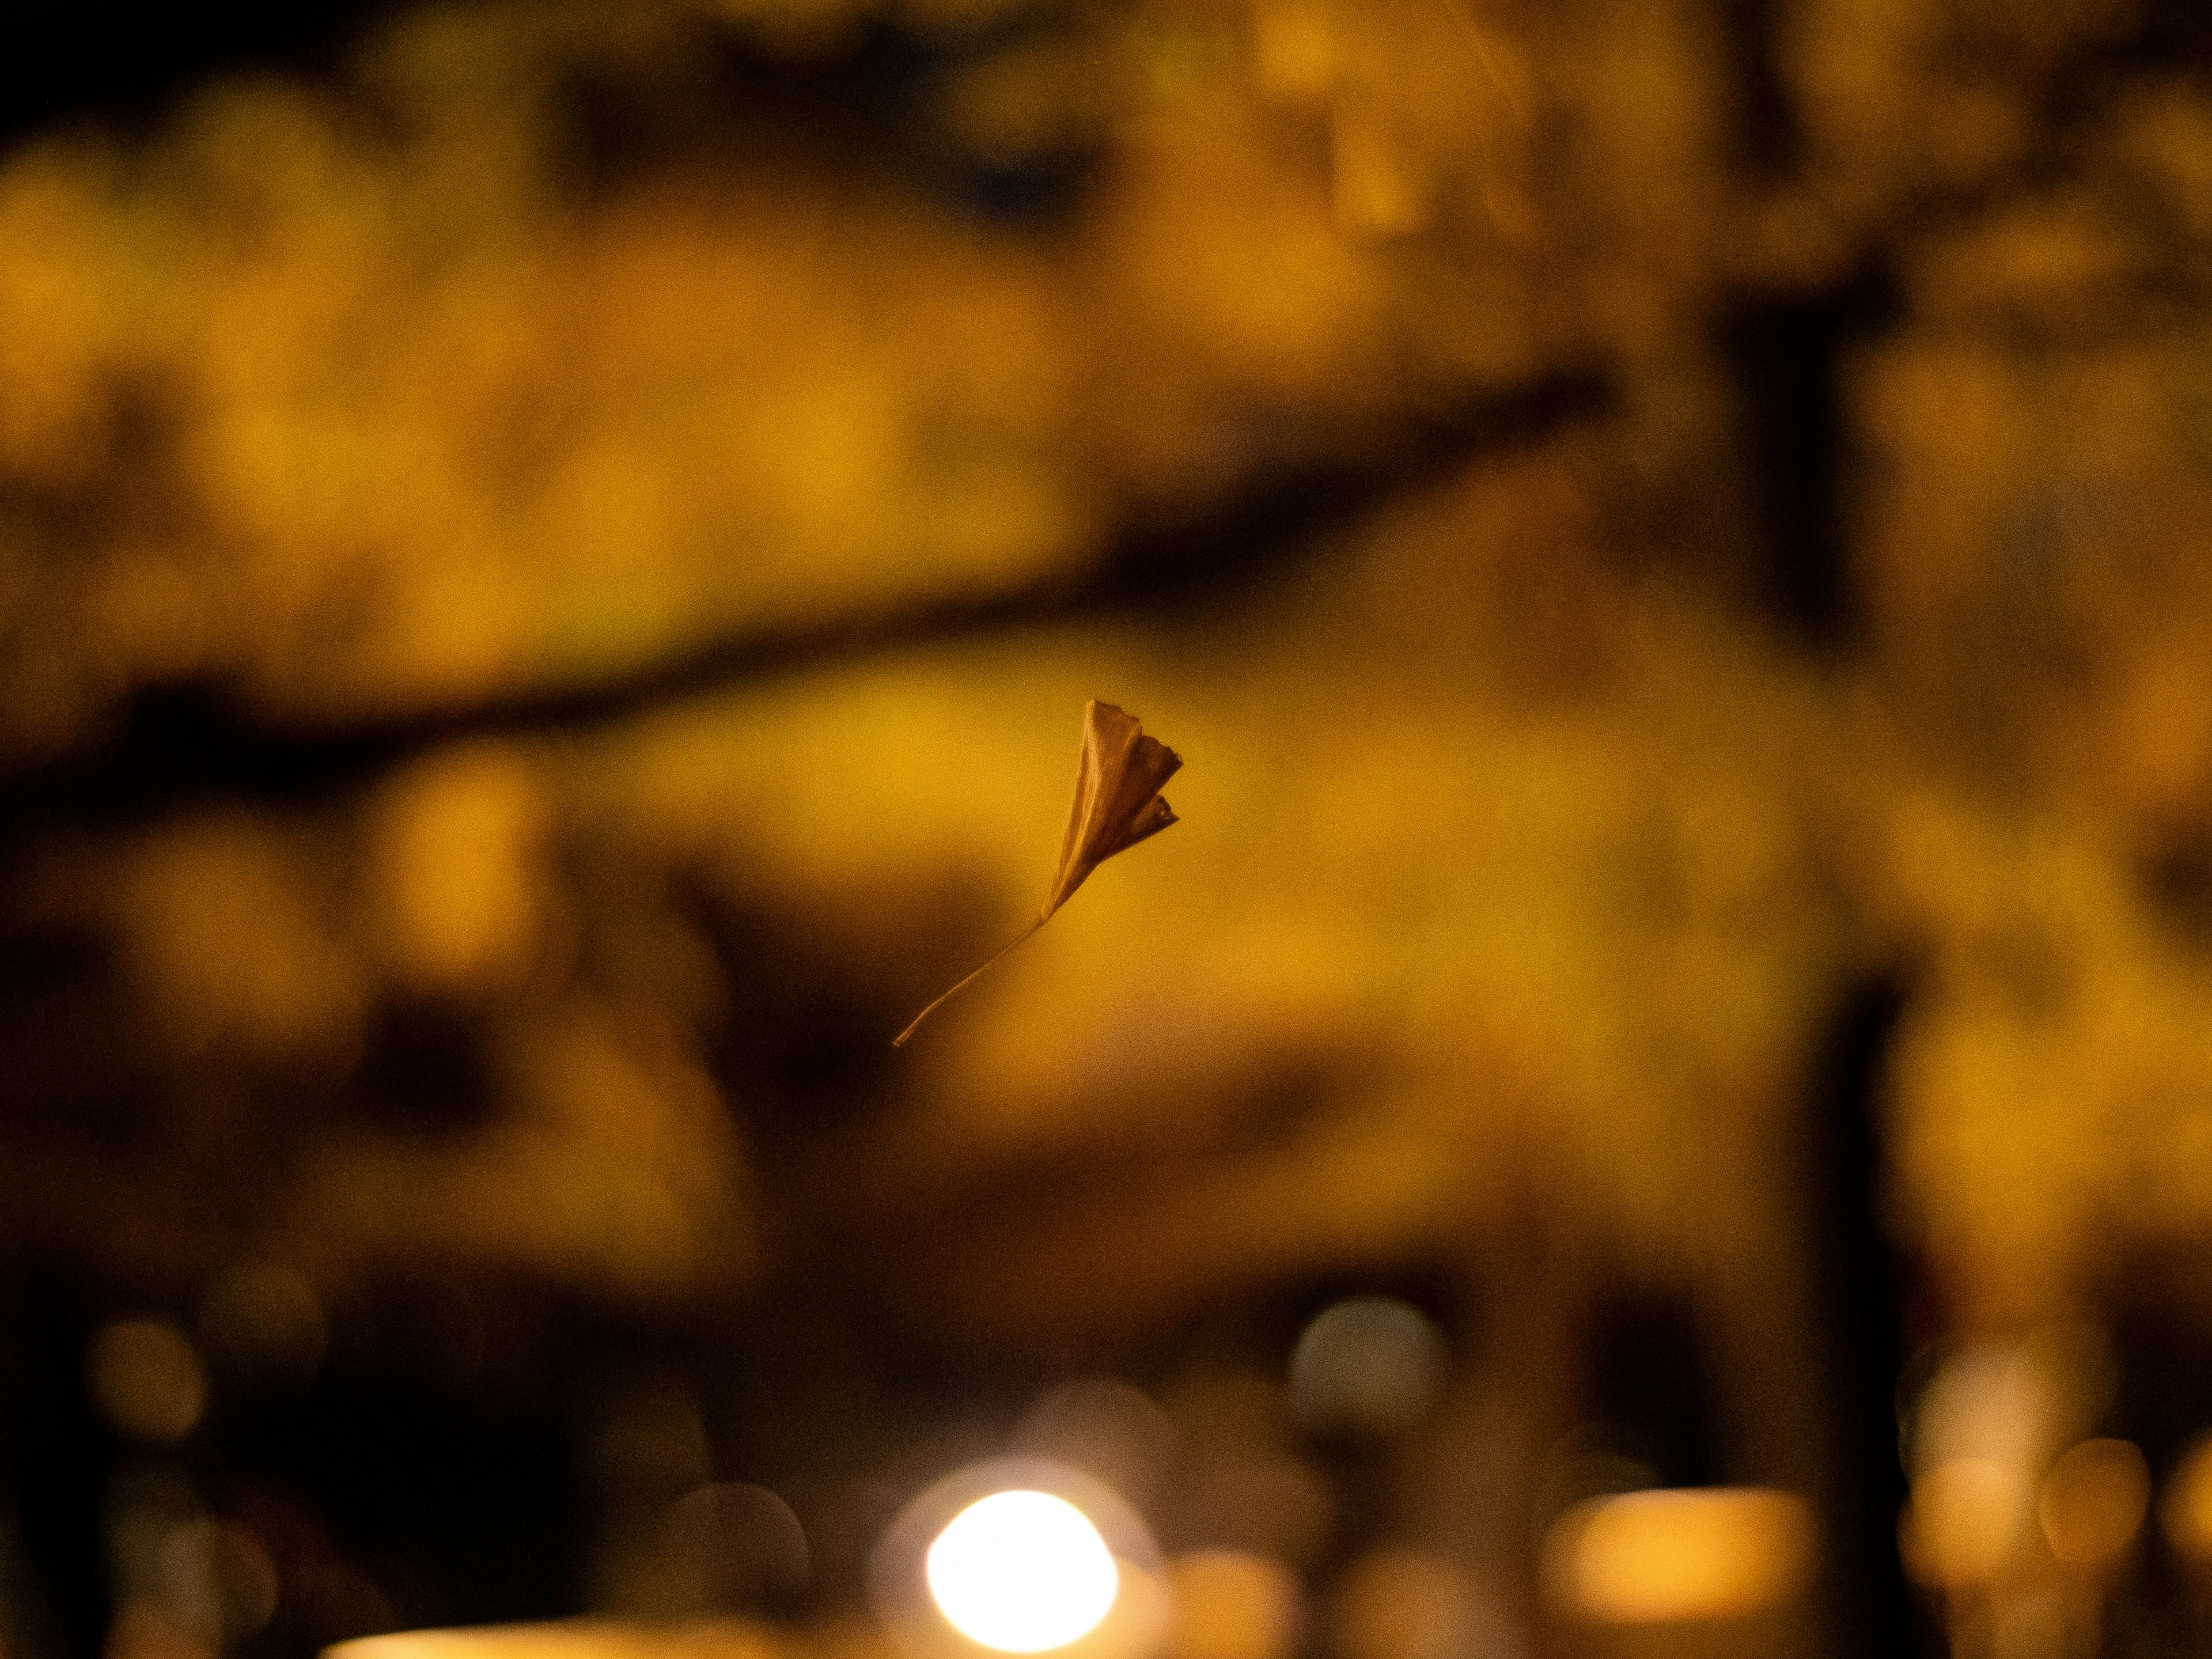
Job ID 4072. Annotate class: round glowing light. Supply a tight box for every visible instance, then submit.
[1289,1297,1444,1439]
[2040,1438,2148,1570]
[870,1455,1164,1659]
[926,1490,1120,1652]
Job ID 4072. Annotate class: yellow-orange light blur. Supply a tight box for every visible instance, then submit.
[2039,1438,2149,1570]
[1164,1550,1298,1659]
[2161,1435,2212,1565]
[1543,1487,1815,1624]
[331,1621,780,1659]
[926,1491,1120,1653]
[1902,1459,2032,1589]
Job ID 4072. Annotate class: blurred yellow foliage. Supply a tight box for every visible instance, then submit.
[366,745,545,994]
[7,15,2212,1638]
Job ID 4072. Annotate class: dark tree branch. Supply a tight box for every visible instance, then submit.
[0,369,1611,835]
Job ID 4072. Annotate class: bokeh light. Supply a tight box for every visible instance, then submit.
[660,1482,812,1616]
[926,1492,1118,1653]
[1012,1379,1179,1514]
[1903,1459,2033,1590]
[1285,1296,1444,1440]
[2161,1435,2212,1566]
[1544,1487,1816,1624]
[2039,1438,2149,1571]
[1160,1551,1298,1659]
[88,1318,207,1444]
[873,1459,1164,1659]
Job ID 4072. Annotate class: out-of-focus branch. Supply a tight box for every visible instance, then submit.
[0,370,1609,833]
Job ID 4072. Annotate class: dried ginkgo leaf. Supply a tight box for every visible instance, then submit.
[893,700,1182,1047]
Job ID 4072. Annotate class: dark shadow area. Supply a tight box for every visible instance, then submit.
[0,3,397,151]
[0,1268,113,1659]
[1797,974,1922,1659]
[1717,0,1801,177]
[1718,267,1899,650]
[1583,1286,1719,1490]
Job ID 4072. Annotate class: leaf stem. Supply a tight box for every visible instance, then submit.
[891,916,1046,1047]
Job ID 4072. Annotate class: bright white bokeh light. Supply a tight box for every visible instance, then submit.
[926,1490,1120,1652]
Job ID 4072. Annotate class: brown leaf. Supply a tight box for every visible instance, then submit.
[1043,699,1184,917]
[894,700,1183,1047]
